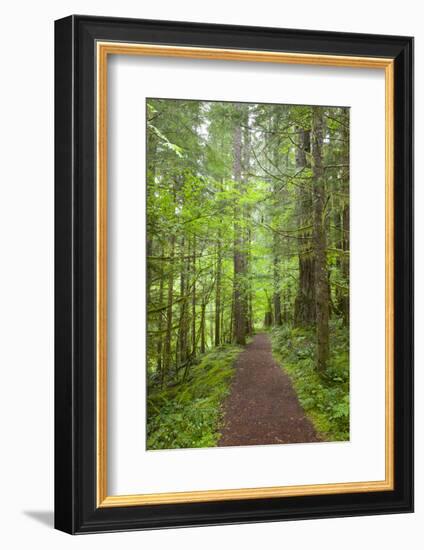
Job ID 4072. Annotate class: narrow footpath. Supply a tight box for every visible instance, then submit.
[219,333,320,447]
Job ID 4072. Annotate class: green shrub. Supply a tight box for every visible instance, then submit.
[147,345,241,450]
[271,322,349,441]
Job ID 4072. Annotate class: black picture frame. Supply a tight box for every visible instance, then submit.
[55,14,414,534]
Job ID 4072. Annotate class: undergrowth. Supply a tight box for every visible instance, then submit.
[271,321,349,441]
[147,345,241,450]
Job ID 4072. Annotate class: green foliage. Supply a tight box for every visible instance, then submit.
[147,345,241,450]
[271,322,350,441]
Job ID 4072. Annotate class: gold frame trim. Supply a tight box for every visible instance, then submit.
[96,42,395,508]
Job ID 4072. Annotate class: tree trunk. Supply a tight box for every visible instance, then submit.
[176,236,188,372]
[215,239,221,346]
[294,127,316,326]
[162,235,176,384]
[232,105,247,345]
[273,239,282,326]
[229,292,234,344]
[200,301,206,353]
[264,291,273,328]
[312,108,329,375]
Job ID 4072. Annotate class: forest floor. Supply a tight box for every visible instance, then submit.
[218,333,320,447]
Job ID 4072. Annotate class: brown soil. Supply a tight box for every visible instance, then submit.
[218,333,320,447]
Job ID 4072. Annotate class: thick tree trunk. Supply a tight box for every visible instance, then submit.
[269,112,283,327]
[294,253,316,325]
[243,226,254,335]
[312,108,329,375]
[244,113,254,337]
[332,120,349,327]
[264,311,273,327]
[273,240,282,326]
[294,127,316,326]
[232,106,247,346]
[264,291,273,328]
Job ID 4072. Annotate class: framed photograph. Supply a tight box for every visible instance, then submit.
[54,15,413,534]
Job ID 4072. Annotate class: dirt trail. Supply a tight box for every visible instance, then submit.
[218,333,319,447]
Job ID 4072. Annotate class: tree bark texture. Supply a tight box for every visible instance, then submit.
[312,109,329,374]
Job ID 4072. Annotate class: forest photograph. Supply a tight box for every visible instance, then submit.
[146,97,350,451]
